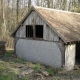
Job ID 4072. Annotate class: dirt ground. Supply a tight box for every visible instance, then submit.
[0,50,80,80]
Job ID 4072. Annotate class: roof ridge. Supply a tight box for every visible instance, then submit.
[33,6,80,15]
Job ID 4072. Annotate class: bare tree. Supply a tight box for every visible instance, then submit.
[16,0,19,24]
[0,0,3,21]
[28,0,31,10]
[62,0,67,10]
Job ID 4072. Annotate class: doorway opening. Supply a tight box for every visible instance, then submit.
[75,43,80,65]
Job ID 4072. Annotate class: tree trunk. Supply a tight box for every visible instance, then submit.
[28,0,31,11]
[2,0,6,32]
[1,0,3,22]
[16,0,19,24]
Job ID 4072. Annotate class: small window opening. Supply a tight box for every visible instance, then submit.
[35,25,43,38]
[26,25,33,37]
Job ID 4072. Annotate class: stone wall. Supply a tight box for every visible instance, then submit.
[16,39,62,68]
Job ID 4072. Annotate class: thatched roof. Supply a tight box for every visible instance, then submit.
[11,6,80,43]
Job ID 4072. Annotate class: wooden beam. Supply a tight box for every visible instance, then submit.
[33,19,36,39]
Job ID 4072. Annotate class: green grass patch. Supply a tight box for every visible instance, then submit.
[45,67,62,76]
[0,62,6,73]
[0,66,5,73]
[14,58,27,63]
[6,50,14,54]
[46,68,55,76]
[0,72,17,80]
[4,50,27,64]
[20,76,30,80]
[9,61,15,64]
[33,63,41,72]
[5,50,14,58]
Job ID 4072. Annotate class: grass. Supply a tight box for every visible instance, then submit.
[0,72,17,80]
[46,68,55,76]
[20,76,30,80]
[14,58,27,63]
[0,59,17,80]
[0,50,65,80]
[5,50,14,58]
[0,50,29,80]
[33,63,41,72]
[0,50,80,80]
[4,50,27,63]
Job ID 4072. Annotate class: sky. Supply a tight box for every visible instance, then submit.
[31,0,36,5]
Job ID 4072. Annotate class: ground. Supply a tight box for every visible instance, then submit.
[0,50,80,80]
